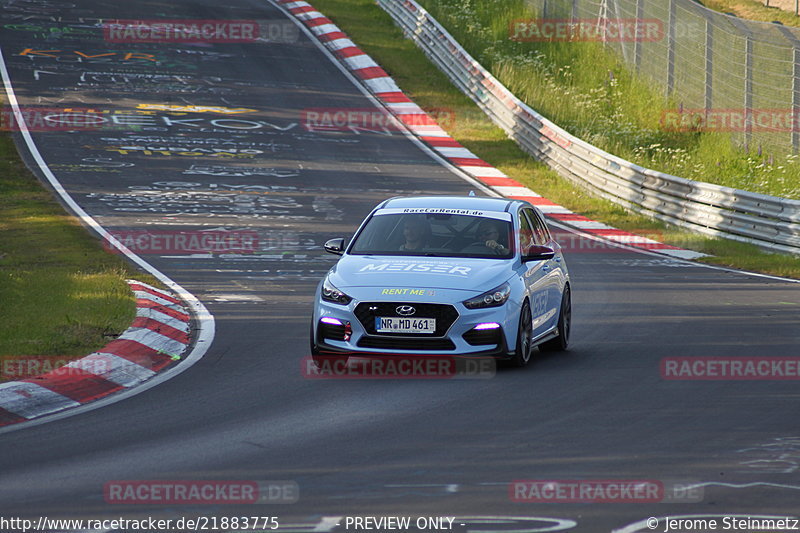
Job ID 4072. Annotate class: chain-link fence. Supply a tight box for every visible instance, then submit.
[528,0,800,154]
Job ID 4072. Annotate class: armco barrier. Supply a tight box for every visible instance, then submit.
[377,0,800,255]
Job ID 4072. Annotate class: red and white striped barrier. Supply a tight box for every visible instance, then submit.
[0,280,191,427]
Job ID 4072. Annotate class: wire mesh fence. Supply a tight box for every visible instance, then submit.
[527,0,800,154]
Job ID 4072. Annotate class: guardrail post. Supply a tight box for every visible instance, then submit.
[666,0,676,96]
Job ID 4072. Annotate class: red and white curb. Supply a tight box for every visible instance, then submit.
[277,0,705,261]
[0,280,191,427]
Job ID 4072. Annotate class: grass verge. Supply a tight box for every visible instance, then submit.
[700,0,800,26]
[0,131,154,365]
[308,0,800,279]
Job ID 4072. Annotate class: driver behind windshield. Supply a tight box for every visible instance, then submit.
[476,219,509,255]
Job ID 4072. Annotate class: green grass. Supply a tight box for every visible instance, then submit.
[0,133,153,362]
[700,0,800,26]
[308,0,800,279]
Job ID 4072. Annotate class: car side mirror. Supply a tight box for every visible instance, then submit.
[522,244,555,262]
[324,238,346,255]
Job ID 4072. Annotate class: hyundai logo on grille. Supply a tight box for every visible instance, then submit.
[396,305,416,316]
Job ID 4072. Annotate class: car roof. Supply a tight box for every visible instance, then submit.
[379,195,517,213]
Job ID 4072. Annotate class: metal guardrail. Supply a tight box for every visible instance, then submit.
[377,0,800,254]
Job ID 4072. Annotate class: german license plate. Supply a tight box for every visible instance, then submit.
[375,316,436,334]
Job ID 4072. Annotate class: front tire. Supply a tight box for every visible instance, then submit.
[540,285,571,352]
[507,300,533,368]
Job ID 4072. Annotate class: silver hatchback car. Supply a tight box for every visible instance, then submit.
[311,195,571,368]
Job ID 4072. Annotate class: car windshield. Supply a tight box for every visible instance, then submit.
[349,211,514,259]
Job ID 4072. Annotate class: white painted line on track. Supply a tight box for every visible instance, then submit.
[0,48,216,434]
[688,480,800,491]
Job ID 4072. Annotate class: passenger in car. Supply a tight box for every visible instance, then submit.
[399,217,431,251]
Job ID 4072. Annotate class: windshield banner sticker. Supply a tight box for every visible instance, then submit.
[374,207,511,221]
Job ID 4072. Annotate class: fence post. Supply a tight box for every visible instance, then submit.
[666,0,677,96]
[728,18,753,152]
[744,34,753,152]
[705,18,713,111]
[634,0,645,71]
[793,48,800,154]
[695,7,722,130]
[773,23,800,153]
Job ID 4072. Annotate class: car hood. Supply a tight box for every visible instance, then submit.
[329,254,513,294]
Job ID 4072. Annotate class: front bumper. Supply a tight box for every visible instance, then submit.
[313,298,516,358]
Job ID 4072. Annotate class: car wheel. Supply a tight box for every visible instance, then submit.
[540,285,571,352]
[310,321,349,370]
[508,300,533,368]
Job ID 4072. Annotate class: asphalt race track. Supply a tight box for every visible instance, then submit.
[1,0,800,531]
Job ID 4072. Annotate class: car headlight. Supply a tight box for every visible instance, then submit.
[321,277,352,305]
[463,282,511,309]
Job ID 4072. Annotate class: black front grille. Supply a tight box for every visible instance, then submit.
[354,302,459,337]
[463,327,502,346]
[357,336,456,351]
